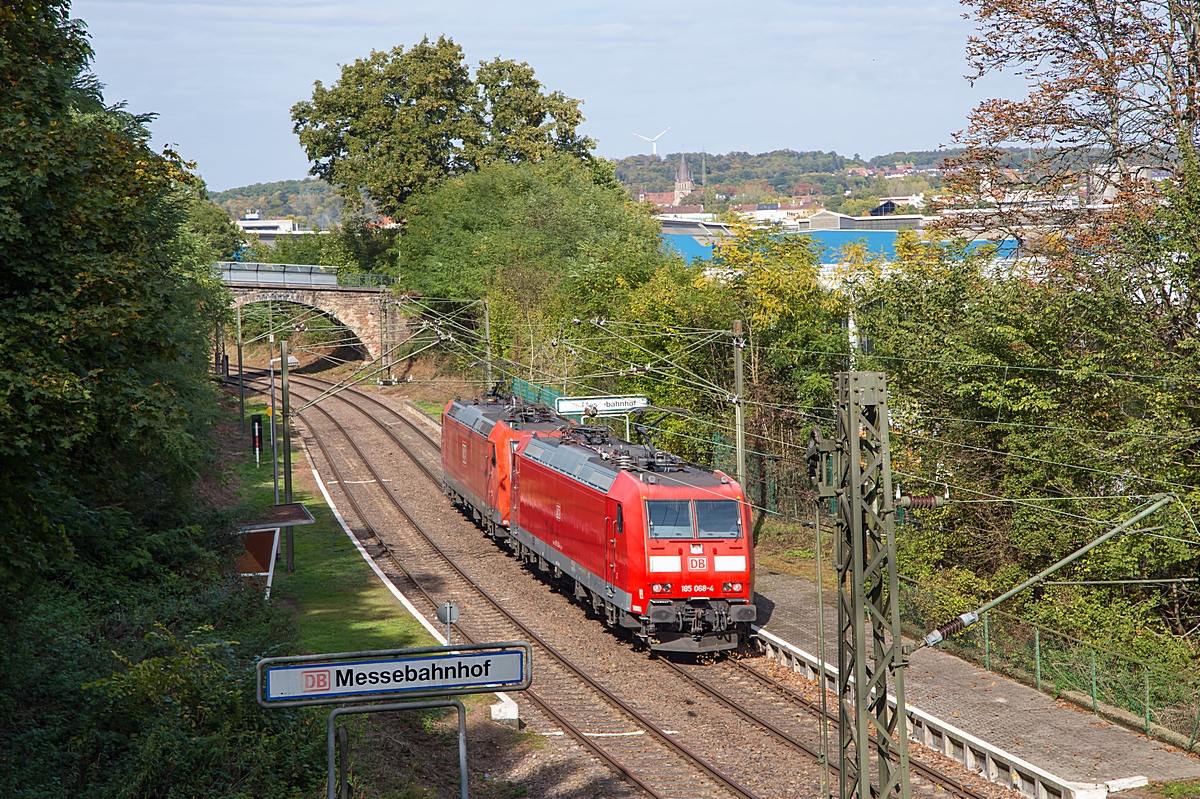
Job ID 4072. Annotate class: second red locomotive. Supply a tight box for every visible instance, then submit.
[442,396,756,653]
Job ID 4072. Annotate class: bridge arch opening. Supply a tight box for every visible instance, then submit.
[232,298,370,370]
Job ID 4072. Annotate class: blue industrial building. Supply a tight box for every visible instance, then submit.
[658,216,1013,264]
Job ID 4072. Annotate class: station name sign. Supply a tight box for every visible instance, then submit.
[257,642,531,708]
[556,395,649,416]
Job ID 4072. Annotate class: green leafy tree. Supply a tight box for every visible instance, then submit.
[398,156,663,312]
[469,57,594,164]
[0,0,227,586]
[293,36,477,218]
[292,36,594,218]
[848,231,1200,653]
[186,196,247,259]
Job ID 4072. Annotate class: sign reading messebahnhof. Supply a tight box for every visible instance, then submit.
[257,643,530,707]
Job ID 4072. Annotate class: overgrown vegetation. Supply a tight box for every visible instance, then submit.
[243,220,400,274]
[0,3,325,794]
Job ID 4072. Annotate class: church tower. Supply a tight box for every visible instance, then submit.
[674,154,694,205]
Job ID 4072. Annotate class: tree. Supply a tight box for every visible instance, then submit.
[398,156,663,309]
[943,0,1200,232]
[186,197,246,260]
[292,37,594,218]
[0,0,228,588]
[248,220,398,274]
[847,230,1200,652]
[469,57,594,164]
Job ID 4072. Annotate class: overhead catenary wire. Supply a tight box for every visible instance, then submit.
[406,302,1200,536]
[893,429,1200,492]
[751,341,1200,383]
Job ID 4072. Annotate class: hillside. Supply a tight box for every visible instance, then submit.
[210,178,344,228]
[613,149,856,194]
[211,147,1021,224]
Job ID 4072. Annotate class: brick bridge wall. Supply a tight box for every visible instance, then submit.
[230,286,405,360]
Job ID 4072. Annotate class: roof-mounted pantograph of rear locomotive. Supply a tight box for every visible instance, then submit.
[442,395,756,654]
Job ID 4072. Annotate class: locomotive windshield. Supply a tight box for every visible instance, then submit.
[646,500,693,539]
[695,500,742,538]
[646,499,743,539]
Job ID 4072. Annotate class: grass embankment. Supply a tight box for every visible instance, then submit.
[753,514,838,593]
[411,399,446,421]
[233,400,435,654]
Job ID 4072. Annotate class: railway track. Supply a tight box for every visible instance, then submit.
[241,374,756,799]
[233,372,996,799]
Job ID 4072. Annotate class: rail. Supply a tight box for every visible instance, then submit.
[240,373,758,799]
[261,373,988,799]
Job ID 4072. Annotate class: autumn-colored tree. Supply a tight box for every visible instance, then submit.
[941,0,1200,239]
[943,0,1200,379]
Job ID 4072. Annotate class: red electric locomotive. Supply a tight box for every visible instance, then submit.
[441,396,563,536]
[442,396,756,654]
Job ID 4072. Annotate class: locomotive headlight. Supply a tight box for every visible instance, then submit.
[651,583,672,593]
[723,582,744,593]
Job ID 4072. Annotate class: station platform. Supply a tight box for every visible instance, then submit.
[752,569,1200,793]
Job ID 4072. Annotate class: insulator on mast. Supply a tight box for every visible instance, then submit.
[899,494,947,509]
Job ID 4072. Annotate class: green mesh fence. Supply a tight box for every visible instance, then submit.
[898,580,1200,751]
[508,376,564,406]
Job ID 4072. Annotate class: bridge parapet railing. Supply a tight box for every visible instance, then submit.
[337,272,395,287]
[217,262,395,288]
[218,261,337,287]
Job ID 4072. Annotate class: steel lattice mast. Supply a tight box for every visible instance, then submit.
[808,371,910,799]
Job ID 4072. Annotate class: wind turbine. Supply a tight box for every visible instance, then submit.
[633,127,671,156]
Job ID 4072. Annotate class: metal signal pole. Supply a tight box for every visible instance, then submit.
[237,305,245,434]
[807,371,910,799]
[270,339,279,506]
[815,502,831,797]
[281,339,294,573]
[732,320,747,490]
[483,299,493,391]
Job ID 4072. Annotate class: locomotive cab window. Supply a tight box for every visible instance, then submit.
[695,500,742,539]
[646,500,693,539]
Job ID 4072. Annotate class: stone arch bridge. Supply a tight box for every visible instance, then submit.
[221,262,407,360]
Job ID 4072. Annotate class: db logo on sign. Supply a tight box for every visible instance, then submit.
[688,556,708,571]
[302,669,331,692]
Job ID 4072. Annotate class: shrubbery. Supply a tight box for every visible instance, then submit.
[0,4,325,794]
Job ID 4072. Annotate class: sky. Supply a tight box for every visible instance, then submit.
[73,0,1025,192]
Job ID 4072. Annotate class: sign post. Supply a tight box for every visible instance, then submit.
[437,601,460,645]
[257,642,531,799]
